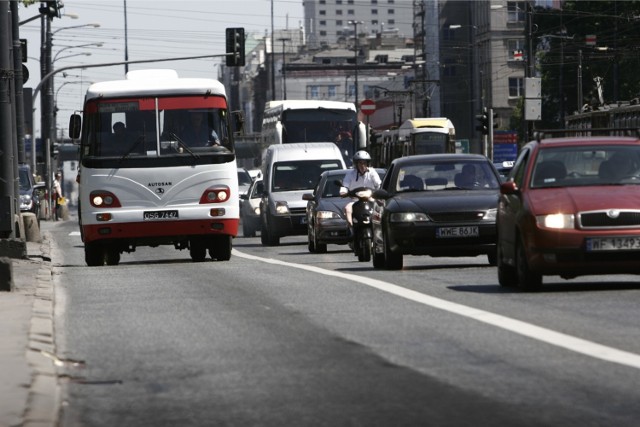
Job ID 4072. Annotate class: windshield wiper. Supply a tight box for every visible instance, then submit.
[119,134,146,163]
[162,132,199,159]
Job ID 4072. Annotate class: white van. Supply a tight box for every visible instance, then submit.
[260,143,346,245]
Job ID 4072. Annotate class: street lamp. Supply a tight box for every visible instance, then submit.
[53,42,103,62]
[348,20,364,107]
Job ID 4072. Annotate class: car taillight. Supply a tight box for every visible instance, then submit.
[90,191,121,208]
[200,185,231,204]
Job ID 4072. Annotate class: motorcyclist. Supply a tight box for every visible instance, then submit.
[340,150,381,226]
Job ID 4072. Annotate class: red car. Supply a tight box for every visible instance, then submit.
[497,134,640,290]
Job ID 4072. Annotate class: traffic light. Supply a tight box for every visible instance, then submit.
[39,1,62,18]
[225,28,246,67]
[20,39,27,62]
[476,108,489,135]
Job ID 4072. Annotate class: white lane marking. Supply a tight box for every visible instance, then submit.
[233,249,640,370]
[69,231,81,236]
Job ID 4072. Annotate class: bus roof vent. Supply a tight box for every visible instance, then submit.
[126,69,179,81]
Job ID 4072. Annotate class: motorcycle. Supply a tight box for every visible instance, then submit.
[346,186,375,262]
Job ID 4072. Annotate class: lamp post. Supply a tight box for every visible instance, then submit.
[38,21,100,209]
[277,37,291,100]
[348,20,364,107]
[53,42,102,62]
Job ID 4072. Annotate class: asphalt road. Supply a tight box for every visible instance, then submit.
[49,217,640,426]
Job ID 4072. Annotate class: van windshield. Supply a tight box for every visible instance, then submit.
[272,160,343,191]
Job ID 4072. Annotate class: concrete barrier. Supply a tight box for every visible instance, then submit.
[0,257,13,291]
[21,213,41,243]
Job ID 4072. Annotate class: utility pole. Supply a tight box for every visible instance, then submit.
[348,20,363,107]
[277,37,290,100]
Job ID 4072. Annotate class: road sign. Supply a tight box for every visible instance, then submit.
[360,99,376,116]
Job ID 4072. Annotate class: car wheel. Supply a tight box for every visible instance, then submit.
[242,218,255,237]
[383,230,402,270]
[105,245,120,266]
[313,227,327,254]
[209,235,232,261]
[261,215,280,246]
[85,243,105,267]
[516,238,542,291]
[497,243,517,287]
[307,226,317,253]
[190,239,207,262]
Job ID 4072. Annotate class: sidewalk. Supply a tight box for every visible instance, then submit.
[0,223,59,427]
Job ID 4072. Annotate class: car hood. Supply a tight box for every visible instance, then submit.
[316,197,350,213]
[387,190,499,213]
[269,190,310,208]
[527,186,640,214]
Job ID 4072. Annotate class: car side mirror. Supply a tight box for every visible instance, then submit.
[500,181,519,195]
[302,193,314,201]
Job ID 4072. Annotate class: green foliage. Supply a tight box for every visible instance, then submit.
[534,1,640,129]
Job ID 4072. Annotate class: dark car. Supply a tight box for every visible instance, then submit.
[497,134,640,291]
[18,164,42,221]
[302,168,386,253]
[372,154,501,270]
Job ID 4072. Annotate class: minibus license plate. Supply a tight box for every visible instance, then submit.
[143,210,179,220]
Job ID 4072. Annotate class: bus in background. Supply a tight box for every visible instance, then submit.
[261,100,367,166]
[69,69,240,266]
[371,117,456,167]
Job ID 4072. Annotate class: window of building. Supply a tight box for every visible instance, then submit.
[319,0,325,3]
[319,20,326,26]
[508,39,525,61]
[320,30,327,36]
[348,0,354,4]
[336,9,343,15]
[388,8,394,14]
[336,20,343,26]
[388,19,394,25]
[387,0,394,3]
[371,0,378,4]
[328,86,337,98]
[336,0,342,4]
[348,9,354,15]
[310,86,319,99]
[507,2,525,22]
[372,9,378,14]
[372,20,378,26]
[509,77,524,97]
[319,10,326,15]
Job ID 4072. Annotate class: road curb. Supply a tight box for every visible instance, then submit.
[23,233,60,427]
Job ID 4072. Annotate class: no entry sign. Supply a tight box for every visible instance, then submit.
[360,99,376,116]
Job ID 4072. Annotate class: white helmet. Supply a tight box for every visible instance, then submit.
[353,150,371,164]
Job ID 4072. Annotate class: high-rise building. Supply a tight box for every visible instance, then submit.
[303,0,415,49]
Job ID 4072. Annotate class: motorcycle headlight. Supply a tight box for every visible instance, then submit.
[389,212,430,222]
[536,213,575,229]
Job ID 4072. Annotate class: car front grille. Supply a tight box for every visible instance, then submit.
[289,207,307,216]
[429,211,486,222]
[579,210,640,229]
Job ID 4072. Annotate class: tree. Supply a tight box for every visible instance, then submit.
[534,1,640,129]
